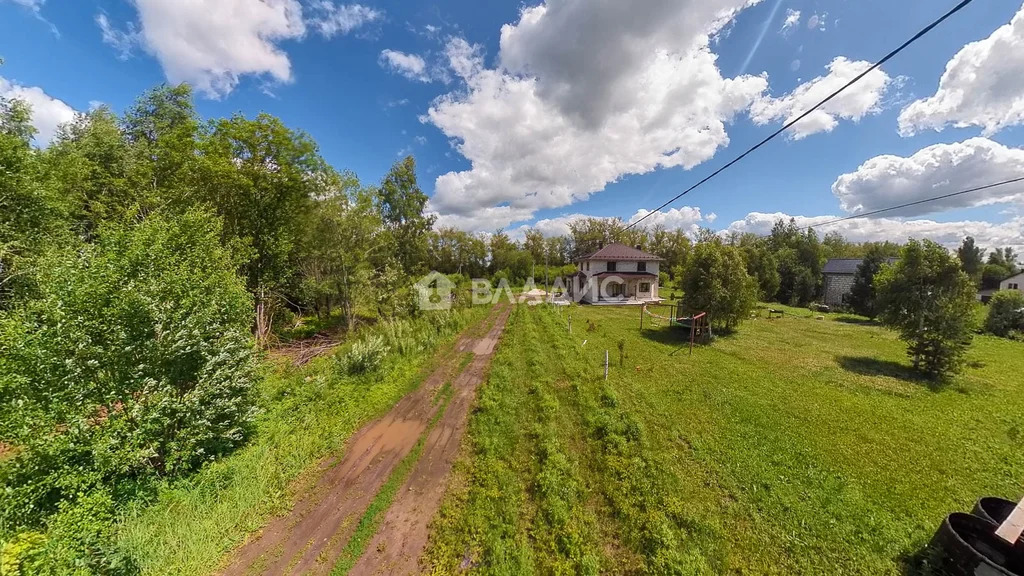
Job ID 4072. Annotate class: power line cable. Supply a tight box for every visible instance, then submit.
[625,0,976,231]
[810,176,1024,228]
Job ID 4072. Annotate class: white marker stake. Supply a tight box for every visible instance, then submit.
[604,350,609,381]
[995,497,1024,544]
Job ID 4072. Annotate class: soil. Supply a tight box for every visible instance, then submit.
[220,304,510,576]
[347,305,511,576]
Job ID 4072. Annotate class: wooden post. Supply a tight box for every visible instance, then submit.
[995,497,1024,544]
[604,350,609,380]
[689,317,695,356]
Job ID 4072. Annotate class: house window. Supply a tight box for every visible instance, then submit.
[1011,283,1020,289]
[637,262,646,273]
[607,283,623,297]
[585,262,590,271]
[607,262,617,272]
[640,282,651,293]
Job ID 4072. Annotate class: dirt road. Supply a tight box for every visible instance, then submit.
[221,304,510,576]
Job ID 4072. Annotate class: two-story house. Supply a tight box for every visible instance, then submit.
[569,243,663,305]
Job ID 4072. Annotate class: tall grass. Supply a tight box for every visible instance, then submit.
[114,306,487,575]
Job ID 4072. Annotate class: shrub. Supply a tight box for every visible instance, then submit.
[339,335,390,375]
[492,269,510,288]
[0,209,258,532]
[985,290,1024,338]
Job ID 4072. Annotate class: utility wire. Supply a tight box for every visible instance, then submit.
[811,176,1024,228]
[625,0,976,231]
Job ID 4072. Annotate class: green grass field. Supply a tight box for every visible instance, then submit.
[425,303,1024,575]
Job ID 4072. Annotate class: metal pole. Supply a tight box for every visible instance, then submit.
[568,314,572,334]
[604,350,609,380]
[640,304,644,331]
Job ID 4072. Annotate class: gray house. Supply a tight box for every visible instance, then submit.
[822,258,897,307]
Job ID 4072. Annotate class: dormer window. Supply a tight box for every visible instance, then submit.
[607,262,616,272]
[637,262,646,273]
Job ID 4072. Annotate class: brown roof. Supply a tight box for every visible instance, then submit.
[576,242,663,262]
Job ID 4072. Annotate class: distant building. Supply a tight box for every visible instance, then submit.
[1000,271,1024,293]
[569,243,663,305]
[822,258,897,307]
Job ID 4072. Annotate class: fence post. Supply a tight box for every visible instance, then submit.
[568,314,572,334]
[604,350,609,380]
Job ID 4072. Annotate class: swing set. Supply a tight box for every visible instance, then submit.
[639,303,712,355]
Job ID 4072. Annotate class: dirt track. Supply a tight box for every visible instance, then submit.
[221,304,510,576]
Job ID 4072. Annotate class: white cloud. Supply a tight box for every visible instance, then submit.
[425,1,771,230]
[2,0,58,35]
[433,206,538,233]
[832,137,1024,217]
[307,1,382,38]
[378,49,430,82]
[97,1,381,98]
[750,56,891,139]
[113,0,306,98]
[506,207,711,239]
[0,76,77,146]
[780,9,800,36]
[627,207,708,234]
[727,212,1024,253]
[898,4,1024,136]
[3,0,44,10]
[96,13,139,60]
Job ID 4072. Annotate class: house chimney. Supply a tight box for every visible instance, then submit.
[635,244,642,250]
[598,241,604,249]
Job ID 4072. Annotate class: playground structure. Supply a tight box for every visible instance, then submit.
[640,303,712,355]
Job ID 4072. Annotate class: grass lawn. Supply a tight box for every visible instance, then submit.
[112,306,489,575]
[425,303,1024,575]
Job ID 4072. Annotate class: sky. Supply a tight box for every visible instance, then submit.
[2,0,1024,252]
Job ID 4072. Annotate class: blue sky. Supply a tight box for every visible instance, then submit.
[2,0,1024,250]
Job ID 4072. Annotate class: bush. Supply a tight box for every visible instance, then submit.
[985,291,1024,338]
[339,335,390,375]
[492,269,510,288]
[0,209,258,533]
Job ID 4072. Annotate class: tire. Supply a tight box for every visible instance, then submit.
[923,513,1024,576]
[973,497,1019,527]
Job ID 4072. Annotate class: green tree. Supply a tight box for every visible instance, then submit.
[298,173,382,331]
[569,217,625,258]
[121,84,203,212]
[377,156,434,276]
[739,239,780,301]
[848,246,889,318]
[982,263,1012,290]
[875,239,977,380]
[957,236,984,284]
[678,239,757,329]
[768,219,823,305]
[984,290,1024,338]
[41,106,132,239]
[201,113,329,344]
[0,97,73,304]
